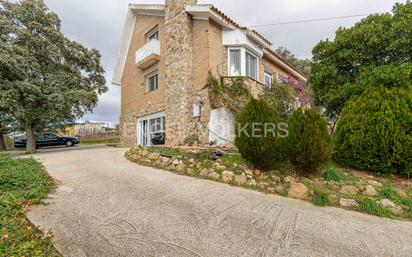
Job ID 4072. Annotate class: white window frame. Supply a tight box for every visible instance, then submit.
[137,112,165,146]
[264,71,273,88]
[228,47,244,76]
[146,71,158,92]
[245,50,258,80]
[146,26,159,41]
[278,74,287,83]
[228,47,260,81]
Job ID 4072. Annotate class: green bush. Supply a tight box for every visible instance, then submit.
[235,99,284,170]
[287,109,332,175]
[333,85,412,175]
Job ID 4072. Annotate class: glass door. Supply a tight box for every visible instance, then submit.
[141,120,148,146]
[137,112,165,146]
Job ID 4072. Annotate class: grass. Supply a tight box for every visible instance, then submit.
[151,147,211,161]
[313,189,330,206]
[323,170,344,181]
[401,198,412,218]
[322,163,345,181]
[356,198,394,218]
[0,147,25,152]
[0,155,59,256]
[277,185,289,197]
[378,185,400,201]
[202,160,214,169]
[220,154,243,164]
[80,139,119,145]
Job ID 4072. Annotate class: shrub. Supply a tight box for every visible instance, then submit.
[260,82,296,121]
[333,85,412,175]
[235,99,284,170]
[287,109,332,176]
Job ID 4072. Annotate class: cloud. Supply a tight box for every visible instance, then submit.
[44,0,406,124]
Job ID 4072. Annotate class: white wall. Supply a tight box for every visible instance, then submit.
[208,107,235,146]
[222,29,263,57]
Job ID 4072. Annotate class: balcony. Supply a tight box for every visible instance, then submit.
[135,39,160,70]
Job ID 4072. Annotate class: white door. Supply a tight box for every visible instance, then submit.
[137,112,165,146]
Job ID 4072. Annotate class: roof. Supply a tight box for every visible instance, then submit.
[112,3,307,85]
[187,4,307,80]
[208,5,272,46]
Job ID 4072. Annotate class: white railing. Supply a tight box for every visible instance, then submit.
[136,39,160,64]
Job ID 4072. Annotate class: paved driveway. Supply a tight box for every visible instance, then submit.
[28,147,412,257]
[8,144,107,157]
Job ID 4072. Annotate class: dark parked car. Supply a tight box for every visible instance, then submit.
[14,132,79,149]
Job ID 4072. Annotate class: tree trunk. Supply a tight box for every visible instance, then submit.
[0,131,5,151]
[26,125,36,153]
[330,115,340,135]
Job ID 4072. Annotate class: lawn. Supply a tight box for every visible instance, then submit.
[0,154,59,256]
[79,139,119,145]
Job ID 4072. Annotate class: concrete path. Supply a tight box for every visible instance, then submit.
[28,147,412,257]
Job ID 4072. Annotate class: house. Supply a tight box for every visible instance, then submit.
[113,0,307,147]
[65,121,112,136]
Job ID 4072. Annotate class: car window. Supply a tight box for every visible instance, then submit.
[44,133,58,139]
[35,134,44,140]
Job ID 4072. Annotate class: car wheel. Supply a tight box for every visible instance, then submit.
[66,141,74,147]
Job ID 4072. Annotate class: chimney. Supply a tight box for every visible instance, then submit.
[165,0,197,17]
[164,0,197,145]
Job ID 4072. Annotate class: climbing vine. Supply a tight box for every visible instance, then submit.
[205,72,313,119]
[205,72,252,114]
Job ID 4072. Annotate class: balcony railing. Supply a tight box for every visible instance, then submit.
[135,39,160,70]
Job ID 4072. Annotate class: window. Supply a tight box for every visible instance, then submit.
[229,49,241,76]
[138,112,165,146]
[146,26,159,41]
[44,133,58,139]
[246,51,258,80]
[193,103,202,117]
[228,47,260,80]
[278,74,287,83]
[264,71,272,87]
[149,117,165,145]
[147,72,158,92]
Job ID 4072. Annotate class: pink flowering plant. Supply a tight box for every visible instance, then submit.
[278,75,313,108]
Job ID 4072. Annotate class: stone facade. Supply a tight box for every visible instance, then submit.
[221,46,229,76]
[120,114,137,147]
[164,0,197,145]
[118,0,307,147]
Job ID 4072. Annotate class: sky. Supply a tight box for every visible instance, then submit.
[44,0,405,125]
